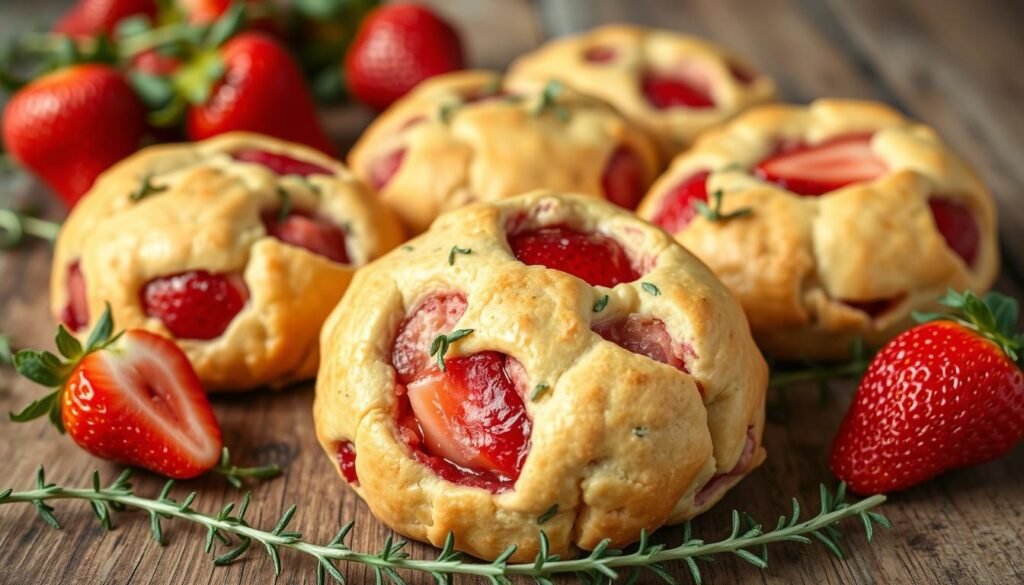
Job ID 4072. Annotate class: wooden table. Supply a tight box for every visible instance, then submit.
[2,0,1023,583]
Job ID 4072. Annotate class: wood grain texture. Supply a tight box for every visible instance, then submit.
[2,0,1023,584]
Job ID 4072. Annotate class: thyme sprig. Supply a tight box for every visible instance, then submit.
[694,190,752,223]
[0,468,889,583]
[769,338,872,392]
[429,329,473,372]
[0,208,60,249]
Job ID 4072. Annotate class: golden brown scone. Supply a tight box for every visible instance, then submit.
[637,100,999,360]
[347,70,661,234]
[52,132,403,391]
[507,24,776,159]
[314,192,767,561]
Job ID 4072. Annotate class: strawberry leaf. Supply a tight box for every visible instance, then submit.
[14,350,66,387]
[9,390,59,423]
[86,304,115,352]
[983,292,1019,337]
[205,3,247,49]
[55,326,83,360]
[930,290,1022,363]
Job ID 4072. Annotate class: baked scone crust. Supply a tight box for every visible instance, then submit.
[314,192,767,561]
[51,133,404,391]
[507,24,776,159]
[637,100,999,359]
[348,70,661,234]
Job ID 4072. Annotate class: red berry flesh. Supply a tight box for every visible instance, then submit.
[583,45,616,63]
[929,198,980,266]
[641,71,714,109]
[404,351,531,491]
[369,148,406,191]
[337,441,359,485]
[141,271,249,340]
[601,146,648,210]
[509,226,639,287]
[232,149,333,177]
[754,134,886,196]
[61,261,89,332]
[651,171,710,233]
[594,315,694,373]
[263,211,349,264]
[392,292,468,384]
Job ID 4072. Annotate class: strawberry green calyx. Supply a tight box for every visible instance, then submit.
[9,304,120,433]
[914,289,1024,367]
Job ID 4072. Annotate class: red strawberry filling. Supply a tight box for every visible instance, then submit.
[594,315,695,374]
[694,428,756,507]
[929,198,980,266]
[754,134,886,196]
[601,146,647,210]
[369,148,406,191]
[61,261,89,333]
[390,294,530,491]
[141,271,249,340]
[508,226,640,287]
[728,62,758,86]
[641,69,714,110]
[392,292,469,383]
[232,149,333,177]
[841,295,905,318]
[400,351,531,491]
[651,171,710,233]
[583,45,616,63]
[262,211,350,264]
[336,441,359,485]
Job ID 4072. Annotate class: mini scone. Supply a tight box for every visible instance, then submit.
[347,70,661,234]
[314,192,767,561]
[52,132,404,391]
[637,99,999,360]
[507,24,776,159]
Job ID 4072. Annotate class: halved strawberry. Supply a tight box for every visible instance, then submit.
[60,261,90,333]
[754,134,886,196]
[232,149,333,177]
[11,308,222,478]
[601,146,647,210]
[651,171,710,233]
[641,70,714,109]
[508,226,639,287]
[406,351,531,481]
[141,271,249,340]
[262,211,349,264]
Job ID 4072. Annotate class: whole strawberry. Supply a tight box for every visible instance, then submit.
[184,32,337,156]
[831,290,1024,494]
[2,64,147,207]
[54,0,157,38]
[345,3,465,111]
